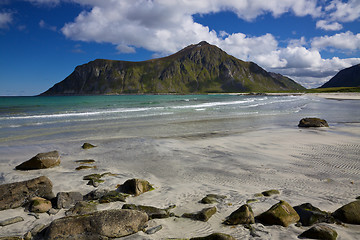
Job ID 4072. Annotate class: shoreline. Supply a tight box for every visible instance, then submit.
[1,124,360,239]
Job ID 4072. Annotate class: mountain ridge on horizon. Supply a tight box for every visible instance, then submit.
[41,41,305,95]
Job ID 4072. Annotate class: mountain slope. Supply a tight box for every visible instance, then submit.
[320,64,360,88]
[41,41,305,95]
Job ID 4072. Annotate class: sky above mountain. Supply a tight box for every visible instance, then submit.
[1,0,359,96]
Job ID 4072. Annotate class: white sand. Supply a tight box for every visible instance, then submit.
[308,92,360,100]
[1,123,360,239]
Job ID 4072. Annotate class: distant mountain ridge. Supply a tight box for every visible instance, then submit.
[320,64,360,88]
[41,41,305,95]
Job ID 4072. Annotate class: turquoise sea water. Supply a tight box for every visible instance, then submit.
[0,94,360,145]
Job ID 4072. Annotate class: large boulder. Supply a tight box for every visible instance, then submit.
[43,209,148,240]
[332,200,360,224]
[298,118,329,128]
[0,176,54,210]
[294,203,335,226]
[16,151,60,170]
[299,224,338,240]
[256,200,300,227]
[223,204,255,225]
[118,178,153,196]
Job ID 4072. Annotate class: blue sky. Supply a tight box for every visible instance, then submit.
[0,0,359,96]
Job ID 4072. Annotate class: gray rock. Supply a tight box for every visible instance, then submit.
[223,204,255,225]
[0,216,24,226]
[332,200,360,224]
[122,204,172,219]
[299,224,338,240]
[145,225,163,235]
[182,207,217,222]
[65,201,97,216]
[118,178,153,196]
[44,209,148,240]
[83,189,110,201]
[0,176,54,210]
[190,233,236,240]
[56,192,83,209]
[294,203,335,226]
[256,200,300,227]
[298,118,329,128]
[15,151,60,170]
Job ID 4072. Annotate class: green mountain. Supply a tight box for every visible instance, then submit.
[41,41,305,95]
[320,64,360,88]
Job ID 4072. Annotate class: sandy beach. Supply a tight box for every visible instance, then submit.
[0,93,360,239]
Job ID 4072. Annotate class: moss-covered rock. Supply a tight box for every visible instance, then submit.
[262,189,280,197]
[182,206,217,222]
[223,204,255,225]
[332,200,360,224]
[81,143,97,149]
[0,216,24,227]
[99,190,127,203]
[29,197,52,213]
[65,201,97,216]
[299,224,338,240]
[118,178,153,196]
[298,118,329,127]
[122,204,173,219]
[200,194,227,204]
[256,200,300,227]
[294,203,335,226]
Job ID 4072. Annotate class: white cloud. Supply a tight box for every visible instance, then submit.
[311,31,360,50]
[316,20,343,31]
[0,12,12,29]
[325,0,360,22]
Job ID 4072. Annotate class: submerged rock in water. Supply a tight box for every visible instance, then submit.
[44,209,148,240]
[15,151,60,170]
[118,178,153,196]
[298,118,329,128]
[294,203,335,226]
[299,224,338,240]
[256,200,300,227]
[182,206,217,222]
[0,176,54,210]
[223,204,255,225]
[332,200,360,224]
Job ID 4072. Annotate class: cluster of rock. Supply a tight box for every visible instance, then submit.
[1,128,359,240]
